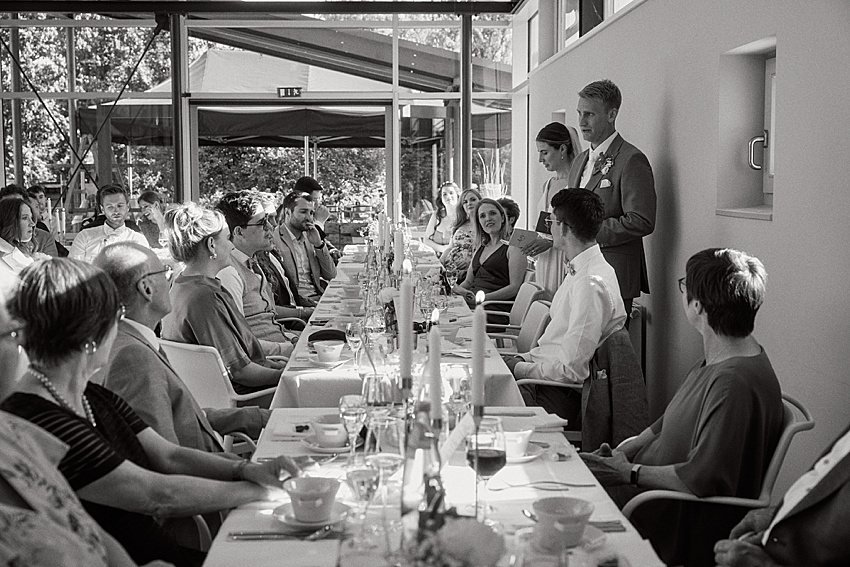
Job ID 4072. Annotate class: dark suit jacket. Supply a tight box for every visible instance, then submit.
[567,134,656,299]
[272,224,336,305]
[764,424,850,566]
[105,321,266,453]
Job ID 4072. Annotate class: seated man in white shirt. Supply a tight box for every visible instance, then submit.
[215,191,296,359]
[505,188,626,425]
[272,191,336,307]
[70,184,149,262]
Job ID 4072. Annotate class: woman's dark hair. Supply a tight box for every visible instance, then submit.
[497,197,520,227]
[0,196,34,247]
[434,182,459,230]
[453,188,482,233]
[8,258,120,365]
[684,248,767,338]
[472,198,510,247]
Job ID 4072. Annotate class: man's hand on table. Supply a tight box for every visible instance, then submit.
[714,538,781,567]
[579,447,631,486]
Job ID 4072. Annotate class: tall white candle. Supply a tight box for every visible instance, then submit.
[399,260,414,384]
[429,308,442,421]
[471,291,486,407]
[393,230,404,272]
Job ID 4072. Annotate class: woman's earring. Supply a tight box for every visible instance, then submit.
[210,252,217,260]
[84,341,98,355]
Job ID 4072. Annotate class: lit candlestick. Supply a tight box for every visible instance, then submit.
[399,260,414,388]
[471,291,486,410]
[429,308,442,422]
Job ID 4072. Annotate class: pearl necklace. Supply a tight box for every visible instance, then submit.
[27,368,97,428]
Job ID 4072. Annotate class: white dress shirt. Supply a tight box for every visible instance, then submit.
[762,428,850,544]
[514,244,626,382]
[580,130,619,188]
[70,224,149,263]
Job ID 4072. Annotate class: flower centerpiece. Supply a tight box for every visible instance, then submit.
[402,517,506,567]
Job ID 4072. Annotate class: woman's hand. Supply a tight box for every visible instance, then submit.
[521,237,553,257]
[579,449,631,486]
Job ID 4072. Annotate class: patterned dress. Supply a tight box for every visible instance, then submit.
[443,224,475,272]
[0,412,109,567]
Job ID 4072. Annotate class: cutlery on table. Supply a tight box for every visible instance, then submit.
[227,524,337,542]
[490,480,595,492]
[521,510,625,532]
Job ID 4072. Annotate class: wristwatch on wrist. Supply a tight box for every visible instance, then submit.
[630,464,642,487]
[313,240,326,250]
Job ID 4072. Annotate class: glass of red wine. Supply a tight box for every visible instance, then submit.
[465,416,506,526]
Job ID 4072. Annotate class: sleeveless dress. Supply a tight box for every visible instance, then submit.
[469,243,512,311]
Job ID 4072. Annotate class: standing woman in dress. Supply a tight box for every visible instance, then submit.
[439,188,482,273]
[452,198,526,309]
[522,123,582,298]
[422,182,459,257]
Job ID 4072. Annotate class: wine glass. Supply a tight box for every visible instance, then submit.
[346,321,363,365]
[445,365,471,430]
[444,265,459,289]
[345,455,381,549]
[339,394,367,462]
[466,416,506,526]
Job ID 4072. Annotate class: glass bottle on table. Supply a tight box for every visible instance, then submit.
[400,401,446,534]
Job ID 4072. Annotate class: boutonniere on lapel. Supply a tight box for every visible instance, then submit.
[593,153,615,176]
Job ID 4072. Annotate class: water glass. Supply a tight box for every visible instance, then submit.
[339,394,367,461]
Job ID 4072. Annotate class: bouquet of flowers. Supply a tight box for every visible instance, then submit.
[401,517,506,567]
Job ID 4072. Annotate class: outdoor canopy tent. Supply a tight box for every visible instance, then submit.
[78,49,510,148]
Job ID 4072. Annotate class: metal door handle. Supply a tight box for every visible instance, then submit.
[748,130,769,170]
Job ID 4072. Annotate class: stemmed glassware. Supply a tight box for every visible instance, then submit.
[346,321,363,368]
[344,454,381,549]
[445,365,471,430]
[339,394,367,462]
[465,416,506,526]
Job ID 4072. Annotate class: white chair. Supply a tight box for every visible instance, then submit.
[488,300,551,354]
[621,393,815,518]
[483,281,545,336]
[159,339,275,453]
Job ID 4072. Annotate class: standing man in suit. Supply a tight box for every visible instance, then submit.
[272,191,336,307]
[714,423,850,566]
[95,242,271,455]
[568,79,656,317]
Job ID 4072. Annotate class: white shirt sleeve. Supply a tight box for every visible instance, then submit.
[216,266,246,315]
[516,275,611,383]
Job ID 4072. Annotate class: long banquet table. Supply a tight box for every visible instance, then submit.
[202,407,664,567]
[269,243,524,409]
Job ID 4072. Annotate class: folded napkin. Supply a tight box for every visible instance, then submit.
[440,338,472,358]
[269,421,312,441]
[212,540,339,567]
[499,413,570,432]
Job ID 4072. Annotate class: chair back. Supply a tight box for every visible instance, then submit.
[755,393,815,503]
[581,327,648,451]
[159,340,237,409]
[515,300,551,352]
[509,282,545,327]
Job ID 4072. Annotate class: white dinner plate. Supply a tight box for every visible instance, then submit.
[272,502,350,530]
[515,525,606,553]
[506,442,547,464]
[300,434,363,454]
[307,354,352,368]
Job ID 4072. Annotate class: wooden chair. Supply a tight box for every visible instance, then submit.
[622,393,815,518]
[489,300,551,354]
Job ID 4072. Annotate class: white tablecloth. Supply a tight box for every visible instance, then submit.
[202,407,664,567]
[269,245,524,409]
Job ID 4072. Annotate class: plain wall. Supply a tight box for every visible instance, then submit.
[523,0,850,497]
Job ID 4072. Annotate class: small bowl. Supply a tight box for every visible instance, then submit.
[314,340,345,363]
[503,429,534,459]
[532,497,594,551]
[282,477,340,523]
[311,414,348,448]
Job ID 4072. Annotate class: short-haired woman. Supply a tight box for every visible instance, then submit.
[452,198,526,309]
[161,202,286,398]
[1,258,298,567]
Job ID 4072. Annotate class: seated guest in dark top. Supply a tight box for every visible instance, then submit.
[161,202,286,397]
[580,248,785,567]
[1,258,299,567]
[451,198,526,310]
